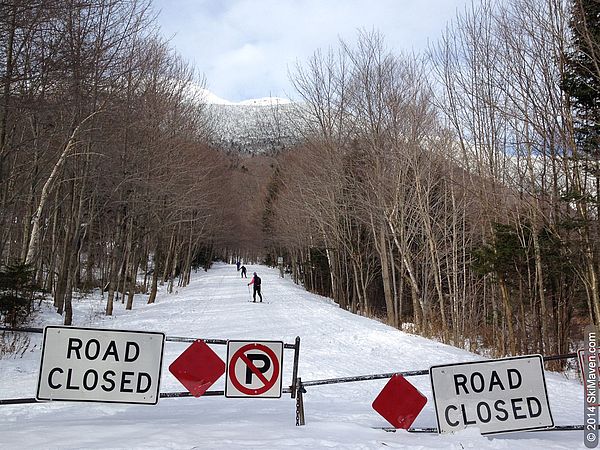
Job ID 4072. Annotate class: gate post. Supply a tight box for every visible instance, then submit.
[290,336,301,398]
[295,378,305,426]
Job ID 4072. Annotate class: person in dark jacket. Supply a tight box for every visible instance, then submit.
[248,272,263,302]
[240,265,247,278]
[236,260,241,271]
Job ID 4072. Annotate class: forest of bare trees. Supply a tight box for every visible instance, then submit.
[1,0,598,363]
[0,0,263,328]
[265,0,600,361]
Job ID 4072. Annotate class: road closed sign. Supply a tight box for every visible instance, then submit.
[36,326,165,404]
[430,355,554,435]
[225,340,283,398]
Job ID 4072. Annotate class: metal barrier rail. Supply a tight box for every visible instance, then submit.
[300,352,578,388]
[0,387,295,405]
[389,425,587,433]
[302,369,428,387]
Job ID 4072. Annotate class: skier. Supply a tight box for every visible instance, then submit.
[236,260,241,271]
[248,272,263,302]
[240,265,247,278]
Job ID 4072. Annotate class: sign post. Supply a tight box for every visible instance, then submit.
[430,355,554,435]
[225,340,283,398]
[36,326,165,405]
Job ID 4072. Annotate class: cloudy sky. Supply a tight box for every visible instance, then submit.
[153,0,477,102]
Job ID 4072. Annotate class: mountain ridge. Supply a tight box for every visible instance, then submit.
[200,89,301,154]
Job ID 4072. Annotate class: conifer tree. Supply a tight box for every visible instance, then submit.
[563,0,600,169]
[0,263,36,327]
[562,0,600,325]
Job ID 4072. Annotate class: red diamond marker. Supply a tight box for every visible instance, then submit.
[372,374,427,429]
[169,340,225,397]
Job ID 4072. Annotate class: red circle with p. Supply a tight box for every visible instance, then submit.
[228,343,280,395]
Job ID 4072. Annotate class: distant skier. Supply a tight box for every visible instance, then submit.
[240,265,247,278]
[248,272,263,302]
[236,260,241,271]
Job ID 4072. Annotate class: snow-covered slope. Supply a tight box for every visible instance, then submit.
[198,88,292,107]
[197,89,301,154]
[237,97,292,106]
[0,263,585,449]
[207,103,300,154]
[200,89,234,105]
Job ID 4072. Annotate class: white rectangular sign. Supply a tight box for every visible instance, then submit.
[430,355,554,435]
[37,326,165,404]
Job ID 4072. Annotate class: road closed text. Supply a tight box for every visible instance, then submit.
[444,369,543,426]
[430,355,554,435]
[46,338,152,394]
[37,327,165,404]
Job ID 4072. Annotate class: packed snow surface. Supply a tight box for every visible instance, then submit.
[0,263,586,449]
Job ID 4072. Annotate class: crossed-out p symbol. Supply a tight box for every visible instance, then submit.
[225,341,283,398]
[246,353,271,384]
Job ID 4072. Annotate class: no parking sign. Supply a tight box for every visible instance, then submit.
[225,340,283,398]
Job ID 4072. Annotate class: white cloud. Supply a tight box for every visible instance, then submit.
[153,0,478,102]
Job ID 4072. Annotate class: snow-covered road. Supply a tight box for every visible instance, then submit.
[0,262,587,448]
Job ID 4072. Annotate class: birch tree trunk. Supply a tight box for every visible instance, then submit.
[25,112,99,265]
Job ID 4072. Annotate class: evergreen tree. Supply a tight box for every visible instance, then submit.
[563,0,600,327]
[563,0,600,165]
[0,263,37,327]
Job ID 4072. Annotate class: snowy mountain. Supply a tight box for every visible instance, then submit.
[197,87,292,107]
[200,89,302,154]
[200,89,234,105]
[237,97,292,106]
[0,263,585,449]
